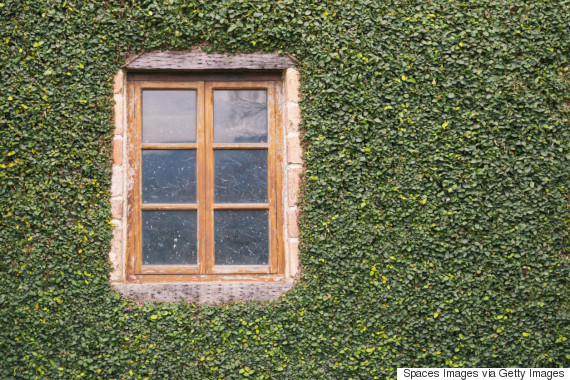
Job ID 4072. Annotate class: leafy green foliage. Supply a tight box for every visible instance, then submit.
[1,0,569,378]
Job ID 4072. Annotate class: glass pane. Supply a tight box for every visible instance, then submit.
[142,150,196,203]
[214,210,269,265]
[142,211,197,265]
[214,90,267,143]
[214,150,267,203]
[142,90,196,143]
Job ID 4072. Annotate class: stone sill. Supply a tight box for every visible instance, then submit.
[111,281,294,304]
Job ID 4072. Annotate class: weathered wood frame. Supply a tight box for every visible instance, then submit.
[126,75,284,283]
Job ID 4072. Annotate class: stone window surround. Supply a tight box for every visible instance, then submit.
[108,51,303,303]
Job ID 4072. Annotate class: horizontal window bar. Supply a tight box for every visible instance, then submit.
[211,265,272,275]
[142,143,197,150]
[212,143,268,149]
[213,204,269,210]
[128,274,286,282]
[138,265,200,275]
[141,204,198,210]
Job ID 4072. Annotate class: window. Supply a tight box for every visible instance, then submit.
[125,74,285,281]
[110,51,301,302]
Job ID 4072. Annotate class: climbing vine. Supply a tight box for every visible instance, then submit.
[0,0,569,378]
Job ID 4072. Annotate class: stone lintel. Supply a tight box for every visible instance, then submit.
[125,50,295,71]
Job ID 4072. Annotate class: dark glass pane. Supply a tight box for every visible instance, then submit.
[213,90,267,143]
[214,210,269,265]
[142,211,197,265]
[142,150,196,204]
[214,150,267,203]
[142,90,196,143]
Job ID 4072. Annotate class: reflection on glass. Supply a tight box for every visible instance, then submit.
[214,210,269,265]
[142,90,196,143]
[142,150,196,203]
[214,150,267,203]
[214,90,267,143]
[142,211,197,265]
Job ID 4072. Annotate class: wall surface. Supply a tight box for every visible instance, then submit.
[0,0,569,378]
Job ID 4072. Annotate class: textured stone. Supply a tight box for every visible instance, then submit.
[113,93,124,135]
[109,223,123,282]
[113,70,124,94]
[285,68,301,102]
[111,282,294,304]
[287,208,299,237]
[287,167,303,206]
[112,137,123,166]
[287,134,303,164]
[111,166,123,196]
[286,103,301,133]
[126,50,295,71]
[288,240,299,277]
[110,198,123,219]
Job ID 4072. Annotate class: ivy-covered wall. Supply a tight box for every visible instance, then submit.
[1,0,569,378]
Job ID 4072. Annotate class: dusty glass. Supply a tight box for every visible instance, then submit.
[213,90,267,143]
[142,90,196,143]
[214,210,269,265]
[142,150,197,204]
[142,210,198,265]
[214,150,267,203]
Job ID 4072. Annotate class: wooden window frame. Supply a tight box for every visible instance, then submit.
[126,74,285,283]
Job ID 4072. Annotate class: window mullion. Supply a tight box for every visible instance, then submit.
[203,82,215,275]
[195,81,206,275]
[267,81,279,274]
